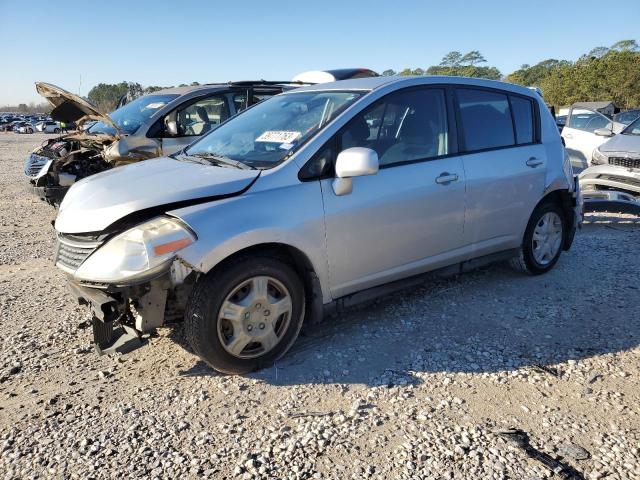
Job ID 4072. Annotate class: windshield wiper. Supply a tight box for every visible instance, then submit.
[189,152,256,170]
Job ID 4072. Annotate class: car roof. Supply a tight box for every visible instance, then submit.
[153,84,231,95]
[154,82,292,96]
[289,75,538,98]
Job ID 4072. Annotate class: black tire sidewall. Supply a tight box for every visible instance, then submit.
[186,256,305,374]
[522,202,565,274]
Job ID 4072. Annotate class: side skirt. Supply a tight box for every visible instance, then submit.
[323,248,519,316]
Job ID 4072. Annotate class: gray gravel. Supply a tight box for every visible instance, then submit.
[1,133,639,479]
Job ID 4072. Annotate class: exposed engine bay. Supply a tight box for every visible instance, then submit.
[25,131,117,205]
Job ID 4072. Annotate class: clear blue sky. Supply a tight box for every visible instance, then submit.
[1,0,639,105]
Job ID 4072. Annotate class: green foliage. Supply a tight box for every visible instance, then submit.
[440,51,463,67]
[505,59,570,86]
[503,40,640,109]
[426,65,501,80]
[540,49,640,109]
[460,50,486,66]
[87,82,143,113]
[610,39,638,52]
[388,51,501,80]
[381,69,397,76]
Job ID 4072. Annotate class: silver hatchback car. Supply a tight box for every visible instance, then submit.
[54,76,581,374]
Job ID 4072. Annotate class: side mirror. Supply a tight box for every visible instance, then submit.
[332,147,379,196]
[594,127,613,137]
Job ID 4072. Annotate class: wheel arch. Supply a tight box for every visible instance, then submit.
[533,187,576,250]
[190,242,325,325]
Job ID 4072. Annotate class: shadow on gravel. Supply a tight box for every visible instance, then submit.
[170,223,640,387]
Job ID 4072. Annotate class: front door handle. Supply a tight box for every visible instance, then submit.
[435,172,459,185]
[526,157,543,168]
[564,133,573,139]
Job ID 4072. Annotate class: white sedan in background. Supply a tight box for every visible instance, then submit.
[36,121,62,133]
[561,103,625,171]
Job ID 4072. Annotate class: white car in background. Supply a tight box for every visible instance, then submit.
[36,121,62,133]
[561,102,625,171]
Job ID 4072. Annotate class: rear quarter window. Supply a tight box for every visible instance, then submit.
[510,96,534,144]
[457,88,515,151]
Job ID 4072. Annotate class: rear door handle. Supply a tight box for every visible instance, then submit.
[526,157,543,168]
[435,172,459,185]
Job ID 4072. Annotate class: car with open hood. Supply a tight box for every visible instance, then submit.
[23,81,296,205]
[24,69,379,206]
[53,75,580,374]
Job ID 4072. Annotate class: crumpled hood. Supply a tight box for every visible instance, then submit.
[599,133,640,155]
[36,82,122,134]
[55,157,260,234]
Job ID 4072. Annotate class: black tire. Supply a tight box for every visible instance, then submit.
[510,202,565,275]
[54,128,61,133]
[184,255,305,374]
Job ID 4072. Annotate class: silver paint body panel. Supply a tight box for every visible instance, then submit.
[55,76,574,305]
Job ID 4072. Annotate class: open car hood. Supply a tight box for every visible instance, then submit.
[36,82,123,135]
[55,157,260,234]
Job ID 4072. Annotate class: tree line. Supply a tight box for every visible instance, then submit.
[381,40,639,109]
[6,40,637,114]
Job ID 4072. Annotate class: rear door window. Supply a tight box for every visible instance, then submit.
[510,96,534,145]
[457,88,515,151]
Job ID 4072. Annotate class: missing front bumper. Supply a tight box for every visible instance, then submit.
[67,279,170,356]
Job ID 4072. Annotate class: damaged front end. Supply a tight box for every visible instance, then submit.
[24,82,159,206]
[579,164,640,215]
[55,217,200,355]
[25,132,115,205]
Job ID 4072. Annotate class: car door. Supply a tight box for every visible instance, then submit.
[455,87,546,254]
[160,94,230,155]
[318,87,467,298]
[561,108,612,171]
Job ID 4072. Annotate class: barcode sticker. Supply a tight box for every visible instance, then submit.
[256,130,301,143]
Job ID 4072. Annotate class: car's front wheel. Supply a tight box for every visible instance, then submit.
[510,202,565,275]
[185,255,305,374]
[53,128,61,133]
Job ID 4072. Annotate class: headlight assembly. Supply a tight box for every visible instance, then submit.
[591,148,607,166]
[74,216,196,283]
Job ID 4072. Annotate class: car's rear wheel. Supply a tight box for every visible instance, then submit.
[54,128,61,133]
[510,202,565,275]
[185,255,305,374]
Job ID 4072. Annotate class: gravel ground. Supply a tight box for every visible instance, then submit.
[1,133,639,480]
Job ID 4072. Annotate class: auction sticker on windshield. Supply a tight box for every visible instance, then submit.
[256,131,301,144]
[145,102,168,109]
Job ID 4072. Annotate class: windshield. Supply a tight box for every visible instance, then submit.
[88,94,178,135]
[184,91,362,168]
[622,116,640,135]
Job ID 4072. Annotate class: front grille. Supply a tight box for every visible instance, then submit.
[55,235,101,273]
[609,157,640,169]
[24,154,50,177]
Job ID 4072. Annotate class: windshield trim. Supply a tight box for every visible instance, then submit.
[183,89,365,170]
